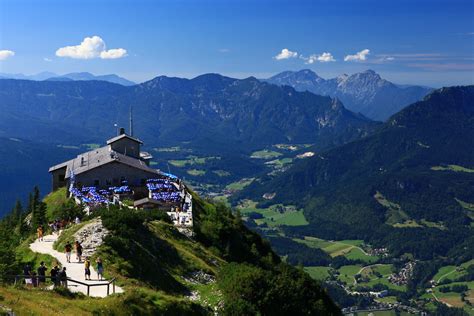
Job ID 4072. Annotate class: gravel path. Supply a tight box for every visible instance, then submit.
[30,233,123,297]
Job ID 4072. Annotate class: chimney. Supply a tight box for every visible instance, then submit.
[119,127,126,135]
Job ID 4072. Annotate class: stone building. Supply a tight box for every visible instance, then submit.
[49,130,157,191]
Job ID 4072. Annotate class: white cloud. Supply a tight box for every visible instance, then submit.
[56,36,127,59]
[43,57,52,62]
[274,48,298,60]
[0,50,15,60]
[218,48,230,53]
[305,52,336,64]
[100,48,127,59]
[344,49,370,62]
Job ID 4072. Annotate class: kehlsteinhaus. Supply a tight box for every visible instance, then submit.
[49,128,193,228]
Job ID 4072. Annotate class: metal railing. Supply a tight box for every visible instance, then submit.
[8,275,117,297]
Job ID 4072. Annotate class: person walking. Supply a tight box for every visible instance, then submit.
[96,257,104,280]
[75,241,83,262]
[65,242,72,263]
[59,267,68,287]
[37,261,47,284]
[50,265,60,288]
[37,225,44,241]
[84,257,91,280]
[23,264,32,287]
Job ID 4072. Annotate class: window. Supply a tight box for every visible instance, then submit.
[106,179,111,185]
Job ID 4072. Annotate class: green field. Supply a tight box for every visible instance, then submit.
[431,164,474,173]
[187,169,206,176]
[225,178,254,191]
[304,266,333,281]
[374,191,412,226]
[265,157,293,168]
[293,237,378,262]
[337,265,362,285]
[238,200,308,227]
[250,149,283,159]
[212,170,231,177]
[169,155,220,167]
[425,281,474,309]
[433,259,474,283]
[357,264,406,291]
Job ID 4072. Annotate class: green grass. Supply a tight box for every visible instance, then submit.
[274,144,299,151]
[433,259,474,283]
[429,281,474,309]
[357,264,405,291]
[16,236,58,269]
[376,296,399,304]
[237,200,308,227]
[250,149,283,159]
[187,169,206,176]
[345,248,378,263]
[43,188,70,220]
[265,158,293,168]
[393,220,422,228]
[374,191,412,226]
[0,285,203,315]
[225,178,254,191]
[54,221,90,252]
[304,266,333,281]
[420,219,446,230]
[212,170,231,177]
[169,156,220,167]
[293,237,377,262]
[293,236,332,249]
[337,265,362,285]
[456,198,474,211]
[431,164,474,173]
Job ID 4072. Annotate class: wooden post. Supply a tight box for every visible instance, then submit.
[113,281,115,294]
[87,285,90,296]
[107,284,110,296]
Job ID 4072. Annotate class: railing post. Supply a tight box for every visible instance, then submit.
[87,285,90,296]
[113,281,115,294]
[107,284,110,296]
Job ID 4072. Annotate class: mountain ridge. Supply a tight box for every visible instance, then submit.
[265,69,433,121]
[237,85,474,259]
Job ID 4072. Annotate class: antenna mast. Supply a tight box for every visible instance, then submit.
[129,104,134,136]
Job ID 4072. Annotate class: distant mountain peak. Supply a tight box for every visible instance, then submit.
[265,69,432,121]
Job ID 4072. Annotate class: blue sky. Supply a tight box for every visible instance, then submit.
[0,0,473,86]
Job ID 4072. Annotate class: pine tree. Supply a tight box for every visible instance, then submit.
[12,200,23,221]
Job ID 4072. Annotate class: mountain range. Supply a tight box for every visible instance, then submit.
[265,69,433,121]
[0,71,136,86]
[237,86,474,260]
[0,74,378,214]
[0,74,377,149]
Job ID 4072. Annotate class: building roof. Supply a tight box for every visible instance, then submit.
[49,145,159,178]
[106,134,143,145]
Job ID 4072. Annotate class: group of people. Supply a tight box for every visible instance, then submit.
[48,217,80,235]
[22,262,67,288]
[22,256,105,288]
[64,241,83,263]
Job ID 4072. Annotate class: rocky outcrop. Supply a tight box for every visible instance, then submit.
[73,218,109,257]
